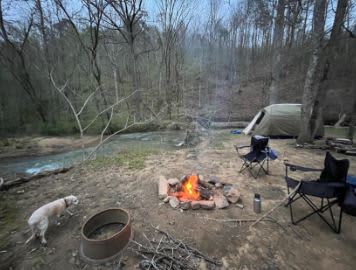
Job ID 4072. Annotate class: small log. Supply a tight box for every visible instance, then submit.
[1,167,72,191]
[345,150,356,156]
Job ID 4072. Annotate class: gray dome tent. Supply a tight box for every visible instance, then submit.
[243,104,324,137]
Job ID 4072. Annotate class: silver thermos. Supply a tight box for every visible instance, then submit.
[253,193,261,213]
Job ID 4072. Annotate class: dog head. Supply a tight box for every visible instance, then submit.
[65,195,79,206]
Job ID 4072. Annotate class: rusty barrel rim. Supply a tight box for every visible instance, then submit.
[80,208,133,264]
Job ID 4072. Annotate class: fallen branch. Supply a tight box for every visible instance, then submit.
[0,167,72,190]
[199,217,257,223]
[130,225,222,269]
[249,182,301,229]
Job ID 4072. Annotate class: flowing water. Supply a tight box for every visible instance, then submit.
[0,131,186,177]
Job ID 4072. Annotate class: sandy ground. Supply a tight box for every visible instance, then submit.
[0,136,98,161]
[1,132,356,270]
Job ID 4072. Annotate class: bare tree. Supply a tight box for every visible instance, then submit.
[0,0,48,122]
[298,0,349,143]
[311,0,349,138]
[297,0,328,144]
[54,0,112,127]
[100,0,145,119]
[269,0,285,105]
[157,0,191,119]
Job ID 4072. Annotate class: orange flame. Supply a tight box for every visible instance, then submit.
[175,175,200,201]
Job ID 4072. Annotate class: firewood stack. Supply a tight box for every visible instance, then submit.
[326,137,356,156]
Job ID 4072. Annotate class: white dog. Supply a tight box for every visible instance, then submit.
[25,195,79,245]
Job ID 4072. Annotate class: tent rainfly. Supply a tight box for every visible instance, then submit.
[243,104,324,137]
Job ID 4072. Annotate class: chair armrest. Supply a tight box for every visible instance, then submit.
[284,162,323,172]
[234,145,250,150]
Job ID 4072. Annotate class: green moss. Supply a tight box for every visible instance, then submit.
[114,149,158,170]
[86,148,159,171]
[209,131,237,149]
[40,121,78,135]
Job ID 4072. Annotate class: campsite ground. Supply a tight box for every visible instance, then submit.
[1,131,356,270]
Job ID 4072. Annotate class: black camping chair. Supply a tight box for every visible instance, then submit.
[284,152,349,233]
[234,135,270,178]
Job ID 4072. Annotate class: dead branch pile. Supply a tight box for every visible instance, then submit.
[129,225,222,270]
[296,137,356,156]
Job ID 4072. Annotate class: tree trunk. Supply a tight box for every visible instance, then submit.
[298,0,327,144]
[348,98,356,142]
[298,0,348,143]
[269,0,285,105]
[312,0,349,137]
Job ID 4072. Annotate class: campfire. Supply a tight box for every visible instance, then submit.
[158,173,241,210]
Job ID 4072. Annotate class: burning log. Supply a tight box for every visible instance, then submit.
[198,180,215,190]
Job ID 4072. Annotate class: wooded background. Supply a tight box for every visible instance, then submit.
[0,0,355,142]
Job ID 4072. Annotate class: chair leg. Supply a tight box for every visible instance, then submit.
[337,206,343,234]
[240,161,258,178]
[327,199,337,230]
[239,161,248,173]
[289,197,296,224]
[255,160,268,177]
[290,194,343,233]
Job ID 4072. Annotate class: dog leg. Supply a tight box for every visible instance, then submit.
[25,225,36,245]
[38,219,49,245]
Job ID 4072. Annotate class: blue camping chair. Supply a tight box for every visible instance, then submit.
[234,135,271,178]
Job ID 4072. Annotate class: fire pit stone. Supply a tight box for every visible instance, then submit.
[163,196,173,203]
[196,200,215,210]
[224,185,241,204]
[167,178,180,186]
[215,182,223,188]
[169,197,180,208]
[179,201,191,210]
[158,175,169,199]
[207,176,221,185]
[213,195,229,209]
